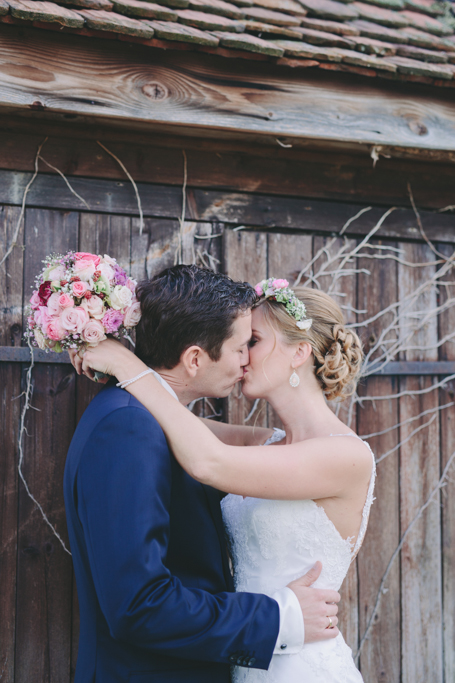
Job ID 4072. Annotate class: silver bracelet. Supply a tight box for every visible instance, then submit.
[116,368,154,389]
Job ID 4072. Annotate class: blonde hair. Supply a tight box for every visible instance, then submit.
[256,288,363,402]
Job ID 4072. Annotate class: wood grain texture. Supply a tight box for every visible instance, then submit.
[1,169,455,241]
[357,242,401,682]
[437,241,455,683]
[2,128,455,209]
[398,241,443,683]
[0,205,24,683]
[266,231,312,429]
[311,235,359,653]
[223,228,267,427]
[0,25,455,149]
[15,209,77,683]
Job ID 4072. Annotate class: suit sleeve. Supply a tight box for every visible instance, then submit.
[77,404,279,669]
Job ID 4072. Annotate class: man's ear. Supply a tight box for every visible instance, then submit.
[180,345,205,378]
[292,341,313,369]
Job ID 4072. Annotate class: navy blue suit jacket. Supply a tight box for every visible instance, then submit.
[64,385,280,683]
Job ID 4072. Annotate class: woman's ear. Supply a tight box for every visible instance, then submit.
[292,341,313,369]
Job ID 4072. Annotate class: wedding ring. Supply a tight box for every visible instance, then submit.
[327,616,334,630]
[77,348,86,359]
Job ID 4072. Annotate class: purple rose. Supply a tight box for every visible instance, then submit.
[113,264,128,286]
[102,308,124,334]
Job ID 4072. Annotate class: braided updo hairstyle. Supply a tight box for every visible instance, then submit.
[256,288,363,402]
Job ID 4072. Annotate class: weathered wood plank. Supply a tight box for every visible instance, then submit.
[0,25,455,150]
[398,241,443,683]
[357,242,401,682]
[437,241,455,683]
[15,209,77,683]
[0,205,24,683]
[2,128,455,209]
[266,231,312,430]
[0,170,454,242]
[223,228,267,427]
[311,235,359,654]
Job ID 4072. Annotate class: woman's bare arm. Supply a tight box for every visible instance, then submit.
[200,418,273,447]
[82,340,372,501]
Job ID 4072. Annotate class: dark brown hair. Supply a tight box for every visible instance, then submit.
[135,265,257,369]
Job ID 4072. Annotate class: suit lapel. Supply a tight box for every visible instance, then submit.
[201,483,234,590]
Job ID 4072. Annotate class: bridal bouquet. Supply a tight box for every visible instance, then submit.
[25,251,141,353]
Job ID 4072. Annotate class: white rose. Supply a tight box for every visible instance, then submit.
[81,295,105,320]
[103,254,117,266]
[97,263,115,283]
[109,285,133,311]
[123,301,141,328]
[48,265,65,281]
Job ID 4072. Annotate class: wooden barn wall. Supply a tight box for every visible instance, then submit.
[1,137,455,683]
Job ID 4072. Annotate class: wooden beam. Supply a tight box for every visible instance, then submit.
[0,169,454,242]
[2,347,455,376]
[0,25,454,151]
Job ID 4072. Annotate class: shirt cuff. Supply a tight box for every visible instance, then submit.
[272,587,304,655]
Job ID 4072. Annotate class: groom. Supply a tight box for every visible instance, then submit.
[64,264,340,683]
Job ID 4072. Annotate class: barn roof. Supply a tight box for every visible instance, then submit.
[2,0,455,87]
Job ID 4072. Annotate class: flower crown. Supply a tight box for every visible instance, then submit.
[254,278,312,331]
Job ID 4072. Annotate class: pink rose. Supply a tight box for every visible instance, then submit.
[126,278,137,294]
[45,317,65,341]
[81,319,107,346]
[47,292,62,316]
[60,306,89,334]
[75,252,101,267]
[97,262,115,283]
[74,259,96,281]
[123,301,141,328]
[255,284,263,296]
[58,293,74,309]
[72,280,88,298]
[102,309,124,333]
[34,306,53,330]
[81,294,105,320]
[30,290,41,310]
[272,279,289,289]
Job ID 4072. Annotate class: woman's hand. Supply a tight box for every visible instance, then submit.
[80,339,147,384]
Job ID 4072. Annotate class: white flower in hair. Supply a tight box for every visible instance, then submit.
[296,319,313,331]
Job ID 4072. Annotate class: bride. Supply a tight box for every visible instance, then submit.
[76,279,374,683]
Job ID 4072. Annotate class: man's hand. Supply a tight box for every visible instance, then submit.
[287,561,340,643]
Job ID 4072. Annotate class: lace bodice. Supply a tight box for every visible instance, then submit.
[221,429,374,683]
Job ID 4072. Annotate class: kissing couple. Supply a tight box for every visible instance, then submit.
[65,264,374,683]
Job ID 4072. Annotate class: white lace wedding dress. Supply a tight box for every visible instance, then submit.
[221,429,376,683]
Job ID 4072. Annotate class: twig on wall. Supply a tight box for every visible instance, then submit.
[38,155,90,210]
[97,141,144,234]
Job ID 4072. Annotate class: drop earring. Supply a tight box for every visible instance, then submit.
[289,370,300,388]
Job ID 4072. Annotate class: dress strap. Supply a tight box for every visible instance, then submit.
[329,433,376,559]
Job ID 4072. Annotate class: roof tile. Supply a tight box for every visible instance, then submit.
[334,46,398,70]
[293,25,355,47]
[145,17,219,43]
[77,8,153,35]
[188,0,244,19]
[253,0,305,14]
[386,54,454,77]
[56,0,113,9]
[349,18,409,42]
[9,0,85,26]
[352,2,409,27]
[226,0,252,6]
[271,38,342,60]
[348,34,397,55]
[299,16,360,36]
[213,29,284,54]
[399,10,453,36]
[0,0,7,11]
[244,20,304,38]
[298,0,359,22]
[399,25,454,48]
[403,0,444,16]
[112,0,177,21]
[242,6,302,26]
[176,8,244,30]
[397,43,448,62]
[356,0,404,8]
[144,0,189,8]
